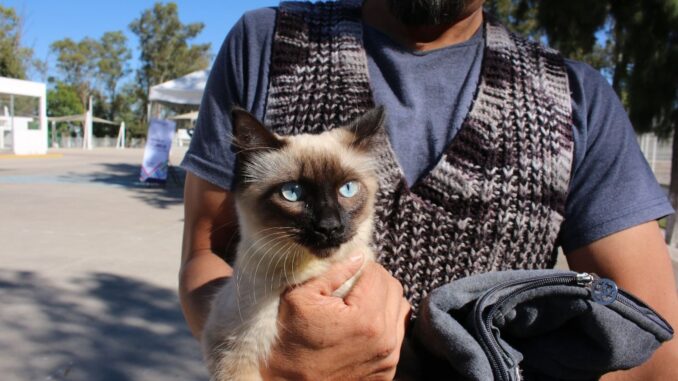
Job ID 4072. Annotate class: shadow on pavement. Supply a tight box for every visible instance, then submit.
[62,163,186,209]
[0,270,207,381]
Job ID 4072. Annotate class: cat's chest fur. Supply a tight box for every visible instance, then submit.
[201,108,385,381]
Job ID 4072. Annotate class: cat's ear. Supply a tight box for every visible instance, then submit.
[231,106,284,155]
[347,106,385,151]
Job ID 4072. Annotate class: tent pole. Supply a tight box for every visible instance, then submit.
[51,121,57,148]
[117,122,126,149]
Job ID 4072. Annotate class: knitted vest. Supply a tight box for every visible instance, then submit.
[265,0,574,312]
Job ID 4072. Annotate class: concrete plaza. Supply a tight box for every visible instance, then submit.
[0,148,208,381]
[1,148,677,381]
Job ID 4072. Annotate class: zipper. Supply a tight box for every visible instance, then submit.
[588,273,673,333]
[472,273,591,381]
[616,290,673,334]
[472,272,673,381]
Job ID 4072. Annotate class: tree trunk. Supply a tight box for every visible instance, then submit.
[664,127,678,245]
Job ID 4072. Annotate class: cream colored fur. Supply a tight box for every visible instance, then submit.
[202,128,377,381]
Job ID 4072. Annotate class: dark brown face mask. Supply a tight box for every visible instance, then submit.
[387,0,472,26]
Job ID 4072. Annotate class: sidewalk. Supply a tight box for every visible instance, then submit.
[0,148,208,381]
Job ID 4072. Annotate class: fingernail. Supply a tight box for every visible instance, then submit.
[350,252,364,262]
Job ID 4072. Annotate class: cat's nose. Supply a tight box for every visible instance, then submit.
[316,217,343,238]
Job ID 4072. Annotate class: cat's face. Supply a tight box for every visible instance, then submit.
[231,108,383,259]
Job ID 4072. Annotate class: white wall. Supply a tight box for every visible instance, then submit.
[0,77,47,155]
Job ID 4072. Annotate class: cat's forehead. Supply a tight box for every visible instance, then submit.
[241,129,373,185]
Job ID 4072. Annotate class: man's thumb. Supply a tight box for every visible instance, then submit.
[305,251,364,296]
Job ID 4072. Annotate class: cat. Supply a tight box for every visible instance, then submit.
[201,107,385,381]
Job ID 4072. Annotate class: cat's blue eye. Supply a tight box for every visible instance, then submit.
[339,181,359,198]
[280,182,303,202]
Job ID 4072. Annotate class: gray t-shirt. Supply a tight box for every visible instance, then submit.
[181,7,673,253]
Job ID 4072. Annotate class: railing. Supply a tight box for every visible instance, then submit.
[637,134,672,186]
[52,136,147,149]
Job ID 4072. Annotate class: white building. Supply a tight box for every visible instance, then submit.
[0,77,48,155]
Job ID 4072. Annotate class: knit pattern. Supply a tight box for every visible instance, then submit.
[265,1,574,313]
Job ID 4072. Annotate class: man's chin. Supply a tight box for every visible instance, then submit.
[387,0,469,26]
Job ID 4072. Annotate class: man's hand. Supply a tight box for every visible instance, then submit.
[261,254,411,381]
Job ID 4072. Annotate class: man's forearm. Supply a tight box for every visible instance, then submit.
[179,251,232,339]
[568,222,678,381]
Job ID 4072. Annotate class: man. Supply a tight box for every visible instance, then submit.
[180,0,678,379]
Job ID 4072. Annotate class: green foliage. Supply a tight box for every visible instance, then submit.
[47,82,84,117]
[485,0,543,41]
[114,83,146,138]
[612,0,678,136]
[97,31,132,120]
[44,2,208,138]
[0,5,33,79]
[47,82,85,133]
[50,30,135,135]
[50,37,99,110]
[129,2,211,121]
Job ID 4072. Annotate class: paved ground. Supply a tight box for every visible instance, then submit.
[0,148,208,381]
[1,148,677,381]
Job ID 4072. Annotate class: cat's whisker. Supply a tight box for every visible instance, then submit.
[282,243,297,289]
[236,230,293,308]
[235,231,285,288]
[250,232,295,304]
[290,248,301,287]
[269,239,297,296]
[251,235,294,302]
[265,239,292,297]
[263,239,293,299]
[208,220,238,235]
[236,233,290,300]
[236,228,293,277]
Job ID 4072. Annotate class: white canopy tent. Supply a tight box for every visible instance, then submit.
[169,110,199,121]
[149,69,209,107]
[148,70,207,148]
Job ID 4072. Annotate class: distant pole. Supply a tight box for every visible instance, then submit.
[51,120,57,148]
[83,96,93,150]
[116,122,126,149]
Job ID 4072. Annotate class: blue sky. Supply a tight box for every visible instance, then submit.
[4,0,280,82]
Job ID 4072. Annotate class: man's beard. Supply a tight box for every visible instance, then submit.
[387,0,471,26]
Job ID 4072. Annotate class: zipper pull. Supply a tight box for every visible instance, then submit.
[579,272,619,305]
[575,272,593,286]
[591,277,618,305]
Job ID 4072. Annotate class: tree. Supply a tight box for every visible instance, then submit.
[47,82,83,117]
[129,2,211,123]
[0,5,33,79]
[50,37,99,111]
[96,31,131,121]
[115,83,146,139]
[47,82,85,136]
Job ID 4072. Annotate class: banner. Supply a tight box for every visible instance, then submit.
[140,118,176,182]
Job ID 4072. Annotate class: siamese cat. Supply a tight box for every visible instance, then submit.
[202,107,385,381]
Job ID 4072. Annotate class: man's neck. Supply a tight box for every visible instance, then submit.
[361,0,484,52]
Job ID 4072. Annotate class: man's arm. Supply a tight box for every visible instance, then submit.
[567,221,678,380]
[180,172,237,339]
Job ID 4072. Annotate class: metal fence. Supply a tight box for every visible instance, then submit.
[637,134,672,186]
[52,136,147,149]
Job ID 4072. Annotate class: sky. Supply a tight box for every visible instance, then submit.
[4,0,280,82]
